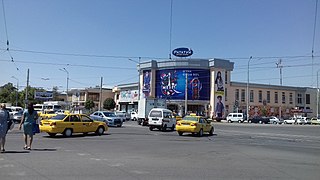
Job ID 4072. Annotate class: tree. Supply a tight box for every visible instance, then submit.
[85,99,95,110]
[103,98,115,110]
[0,83,17,105]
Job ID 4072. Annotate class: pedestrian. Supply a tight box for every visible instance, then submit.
[0,103,10,153]
[19,103,38,150]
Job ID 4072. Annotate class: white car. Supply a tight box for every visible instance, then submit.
[130,111,138,121]
[283,117,295,124]
[296,118,306,125]
[269,116,282,124]
[226,113,244,123]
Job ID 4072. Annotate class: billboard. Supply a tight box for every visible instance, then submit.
[155,69,210,100]
[142,70,151,98]
[119,90,139,102]
[213,70,225,119]
[34,91,53,100]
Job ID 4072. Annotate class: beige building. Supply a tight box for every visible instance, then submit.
[68,87,114,110]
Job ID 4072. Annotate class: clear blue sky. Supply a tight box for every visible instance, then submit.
[0,0,319,92]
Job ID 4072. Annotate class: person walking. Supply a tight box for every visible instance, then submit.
[0,103,9,153]
[19,103,38,150]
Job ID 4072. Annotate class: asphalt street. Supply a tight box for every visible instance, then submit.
[0,121,319,180]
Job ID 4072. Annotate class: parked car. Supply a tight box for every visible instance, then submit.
[296,117,306,125]
[248,116,270,124]
[269,116,283,124]
[176,115,214,137]
[301,117,311,124]
[90,111,123,127]
[114,111,127,122]
[40,114,108,137]
[283,117,296,124]
[130,111,138,121]
[311,117,320,125]
[12,110,23,123]
[39,110,57,120]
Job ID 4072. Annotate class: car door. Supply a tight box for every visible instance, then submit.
[81,115,97,132]
[202,118,211,132]
[68,115,83,133]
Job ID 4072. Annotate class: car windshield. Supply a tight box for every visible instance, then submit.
[183,116,198,122]
[103,112,116,117]
[50,114,67,120]
[149,110,162,117]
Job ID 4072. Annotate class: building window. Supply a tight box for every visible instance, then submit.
[298,93,302,104]
[225,71,228,84]
[289,93,293,104]
[267,91,270,103]
[250,90,254,103]
[225,88,228,101]
[282,92,286,104]
[306,94,310,104]
[258,90,262,103]
[235,89,239,101]
[275,92,278,103]
[241,89,245,102]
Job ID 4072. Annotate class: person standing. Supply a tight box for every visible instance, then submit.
[19,103,38,150]
[0,103,9,152]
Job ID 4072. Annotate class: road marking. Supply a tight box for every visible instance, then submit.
[0,164,14,168]
[130,170,149,174]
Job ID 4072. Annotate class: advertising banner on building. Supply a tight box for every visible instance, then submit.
[142,70,151,98]
[155,69,210,100]
[119,90,139,102]
[213,70,225,120]
[34,91,53,100]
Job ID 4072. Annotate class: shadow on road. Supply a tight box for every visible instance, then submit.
[1,150,30,154]
[31,148,57,151]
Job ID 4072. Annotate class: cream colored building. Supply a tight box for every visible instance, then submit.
[68,87,114,110]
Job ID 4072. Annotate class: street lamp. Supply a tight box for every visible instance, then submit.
[59,68,69,108]
[246,56,252,122]
[11,76,19,106]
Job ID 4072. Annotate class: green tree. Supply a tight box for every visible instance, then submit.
[85,99,95,110]
[0,83,16,104]
[103,98,115,110]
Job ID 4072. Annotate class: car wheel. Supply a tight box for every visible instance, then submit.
[259,120,262,124]
[238,120,242,123]
[273,121,277,125]
[198,129,203,137]
[63,128,73,137]
[171,124,175,131]
[96,126,105,136]
[284,121,287,124]
[149,126,154,131]
[137,120,141,125]
[48,133,56,137]
[248,120,252,123]
[228,120,232,123]
[178,131,183,136]
[209,127,214,136]
[117,123,122,127]
[83,132,88,136]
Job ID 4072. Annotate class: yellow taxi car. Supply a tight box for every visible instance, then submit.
[176,115,214,136]
[39,110,57,120]
[40,114,108,137]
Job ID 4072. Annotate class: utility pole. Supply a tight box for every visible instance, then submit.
[99,77,103,111]
[247,56,252,122]
[276,59,283,86]
[25,69,29,108]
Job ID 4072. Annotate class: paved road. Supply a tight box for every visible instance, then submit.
[1,121,319,180]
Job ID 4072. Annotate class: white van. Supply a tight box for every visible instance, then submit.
[226,113,244,123]
[148,108,176,131]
